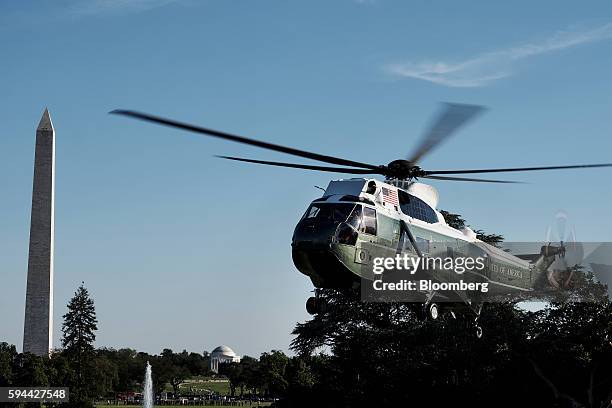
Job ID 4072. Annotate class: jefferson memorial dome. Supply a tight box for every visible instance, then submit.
[210,345,241,373]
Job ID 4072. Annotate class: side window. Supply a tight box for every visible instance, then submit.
[377,214,397,242]
[398,190,438,224]
[423,204,438,223]
[447,245,456,258]
[398,190,410,212]
[361,207,377,235]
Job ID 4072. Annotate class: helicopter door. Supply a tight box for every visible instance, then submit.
[355,207,378,265]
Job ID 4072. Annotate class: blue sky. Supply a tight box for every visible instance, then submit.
[1,0,612,357]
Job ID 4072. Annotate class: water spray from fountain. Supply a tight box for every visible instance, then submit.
[143,361,153,408]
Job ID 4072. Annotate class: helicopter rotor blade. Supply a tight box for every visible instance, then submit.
[422,175,522,184]
[110,109,381,171]
[555,211,568,243]
[424,163,612,176]
[215,155,382,175]
[408,103,486,165]
[545,226,552,243]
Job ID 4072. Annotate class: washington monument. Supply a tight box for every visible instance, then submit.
[23,109,55,356]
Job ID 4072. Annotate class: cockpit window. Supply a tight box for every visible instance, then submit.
[300,203,377,236]
[346,205,362,229]
[341,204,376,235]
[302,203,356,224]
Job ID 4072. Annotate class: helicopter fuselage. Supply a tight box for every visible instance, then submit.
[291,178,559,301]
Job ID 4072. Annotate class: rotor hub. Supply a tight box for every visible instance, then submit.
[385,160,424,180]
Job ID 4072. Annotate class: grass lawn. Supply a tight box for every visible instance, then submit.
[178,378,231,395]
[160,377,231,395]
[96,404,271,407]
[96,376,266,407]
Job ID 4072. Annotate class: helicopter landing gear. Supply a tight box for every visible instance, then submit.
[473,303,484,339]
[305,297,318,315]
[425,302,439,320]
[306,290,328,315]
[420,290,439,320]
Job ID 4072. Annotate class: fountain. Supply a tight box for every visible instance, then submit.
[143,361,154,408]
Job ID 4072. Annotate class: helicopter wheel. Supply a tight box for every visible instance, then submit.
[472,302,484,339]
[426,302,439,320]
[306,296,328,315]
[306,297,317,315]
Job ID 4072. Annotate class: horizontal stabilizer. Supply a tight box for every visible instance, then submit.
[516,253,542,263]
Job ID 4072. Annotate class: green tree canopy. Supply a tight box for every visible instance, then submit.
[61,283,98,407]
[62,284,98,354]
[0,342,17,386]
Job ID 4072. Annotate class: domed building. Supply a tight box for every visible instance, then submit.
[210,345,241,373]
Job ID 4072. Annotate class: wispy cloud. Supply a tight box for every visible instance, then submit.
[385,23,612,87]
[69,0,178,16]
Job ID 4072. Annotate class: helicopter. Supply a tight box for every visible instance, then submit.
[111,103,612,338]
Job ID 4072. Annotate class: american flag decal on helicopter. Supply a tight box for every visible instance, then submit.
[382,187,398,206]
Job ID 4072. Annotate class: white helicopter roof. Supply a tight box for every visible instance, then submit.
[324,178,438,209]
[323,178,479,243]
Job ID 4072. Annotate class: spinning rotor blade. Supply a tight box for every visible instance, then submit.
[110,110,380,170]
[425,162,612,176]
[422,175,521,184]
[215,155,381,174]
[544,212,584,289]
[555,211,568,243]
[408,103,485,165]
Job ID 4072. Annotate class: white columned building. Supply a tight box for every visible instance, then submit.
[210,345,241,373]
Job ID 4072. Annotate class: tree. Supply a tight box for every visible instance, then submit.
[92,352,119,399]
[61,283,98,407]
[62,284,98,353]
[47,349,73,391]
[219,361,243,397]
[12,353,48,387]
[440,209,504,247]
[240,356,263,395]
[439,210,466,230]
[474,229,504,247]
[259,350,289,397]
[285,356,315,399]
[156,350,190,396]
[525,299,612,406]
[0,342,17,385]
[167,365,189,396]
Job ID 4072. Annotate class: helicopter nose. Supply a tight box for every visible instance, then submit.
[292,226,335,250]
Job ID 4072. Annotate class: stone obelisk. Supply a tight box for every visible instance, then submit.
[23,108,55,356]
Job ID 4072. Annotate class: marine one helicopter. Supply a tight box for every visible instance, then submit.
[111,104,612,337]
